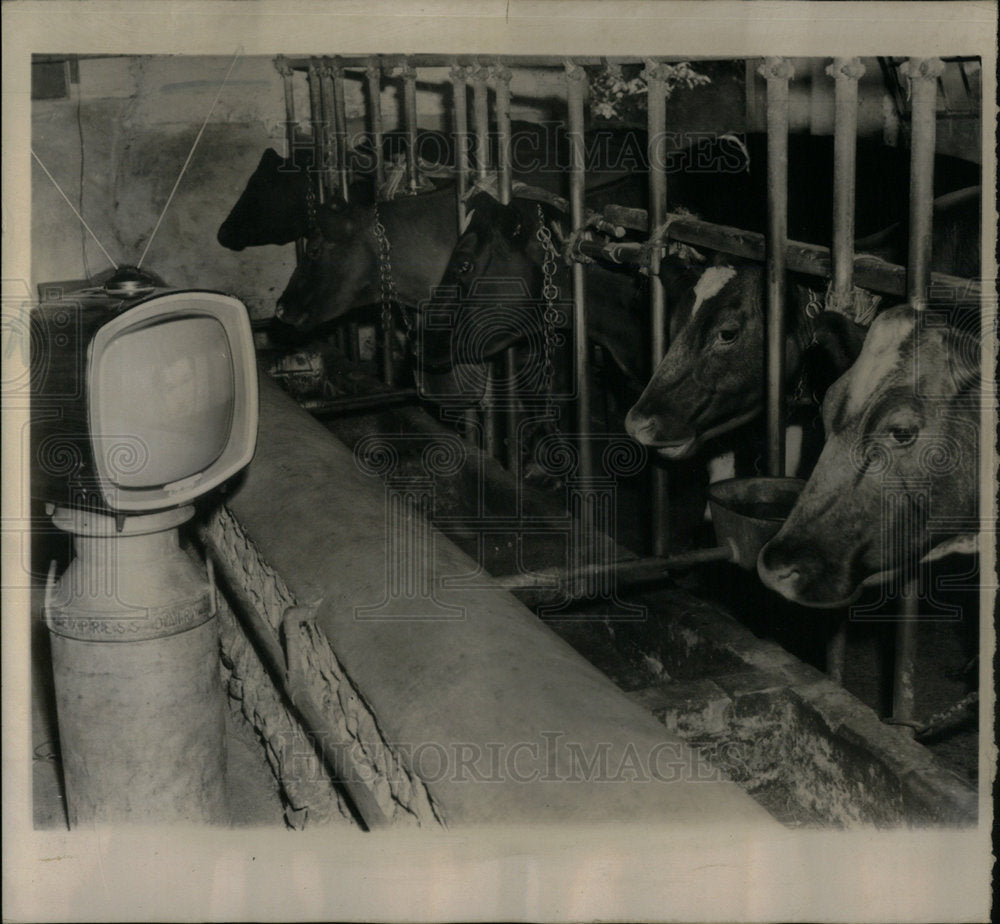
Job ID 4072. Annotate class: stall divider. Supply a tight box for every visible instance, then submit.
[760,57,794,478]
[644,59,671,557]
[893,56,946,726]
[566,61,593,485]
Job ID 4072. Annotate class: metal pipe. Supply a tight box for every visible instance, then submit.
[494,62,520,471]
[472,64,490,183]
[760,57,794,478]
[472,62,499,459]
[307,59,327,204]
[494,545,734,602]
[318,62,338,202]
[598,205,980,298]
[275,56,304,263]
[331,56,351,203]
[644,59,670,556]
[301,388,418,417]
[280,54,759,70]
[902,57,945,308]
[566,61,593,485]
[401,60,420,195]
[893,580,920,725]
[366,57,385,194]
[828,58,864,306]
[450,62,471,229]
[826,620,847,685]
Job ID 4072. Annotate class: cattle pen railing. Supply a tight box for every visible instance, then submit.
[272,53,982,724]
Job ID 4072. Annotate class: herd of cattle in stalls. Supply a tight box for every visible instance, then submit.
[216,57,983,727]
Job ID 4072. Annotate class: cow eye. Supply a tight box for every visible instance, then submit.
[889,425,918,446]
[456,259,475,275]
[717,327,739,344]
[305,239,322,260]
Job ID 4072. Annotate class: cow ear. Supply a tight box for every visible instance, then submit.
[261,148,282,169]
[465,191,500,217]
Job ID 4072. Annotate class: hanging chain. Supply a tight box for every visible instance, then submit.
[535,204,562,429]
[372,202,414,352]
[305,176,319,235]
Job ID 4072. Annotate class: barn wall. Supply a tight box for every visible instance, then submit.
[31,55,295,318]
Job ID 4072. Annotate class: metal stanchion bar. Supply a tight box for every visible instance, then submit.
[307,59,327,204]
[450,63,471,229]
[472,64,490,183]
[597,207,980,298]
[302,389,419,417]
[366,58,385,194]
[902,57,946,307]
[645,60,670,556]
[401,61,419,195]
[318,63,338,202]
[566,62,593,485]
[888,58,944,726]
[275,56,304,263]
[829,58,864,302]
[281,54,746,70]
[331,57,350,203]
[494,63,520,471]
[760,57,794,478]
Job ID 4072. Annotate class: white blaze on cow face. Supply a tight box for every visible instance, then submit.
[690,266,737,320]
[842,309,916,418]
[460,208,476,234]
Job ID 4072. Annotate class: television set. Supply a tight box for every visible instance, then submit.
[31,274,259,515]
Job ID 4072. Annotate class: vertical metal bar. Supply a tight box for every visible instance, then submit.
[644,59,671,556]
[826,622,847,685]
[566,61,593,485]
[888,58,943,724]
[401,60,420,195]
[759,57,794,478]
[331,57,350,203]
[901,57,945,308]
[366,57,385,194]
[473,63,490,183]
[307,59,327,205]
[450,62,470,229]
[893,581,920,724]
[494,61,520,471]
[827,58,864,307]
[275,57,304,263]
[318,62,338,202]
[472,61,499,459]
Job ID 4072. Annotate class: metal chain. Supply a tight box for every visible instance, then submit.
[305,176,319,235]
[535,205,562,428]
[372,203,414,351]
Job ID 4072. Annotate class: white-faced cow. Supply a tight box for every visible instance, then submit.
[625,185,981,461]
[757,304,982,607]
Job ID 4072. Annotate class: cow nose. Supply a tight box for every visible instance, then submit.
[625,408,659,445]
[757,544,802,596]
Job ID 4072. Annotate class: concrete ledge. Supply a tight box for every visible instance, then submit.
[208,373,778,829]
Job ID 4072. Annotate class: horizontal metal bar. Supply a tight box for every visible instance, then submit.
[301,389,419,417]
[279,54,737,71]
[494,545,734,598]
[600,205,981,299]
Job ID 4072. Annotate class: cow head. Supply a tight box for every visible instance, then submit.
[274,200,375,329]
[418,193,546,372]
[758,304,981,606]
[217,148,314,251]
[626,260,812,459]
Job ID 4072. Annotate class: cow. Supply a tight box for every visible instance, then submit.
[274,183,461,329]
[217,123,648,254]
[415,188,652,395]
[624,185,982,460]
[756,303,982,606]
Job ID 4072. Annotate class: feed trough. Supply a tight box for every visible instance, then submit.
[706,476,805,569]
